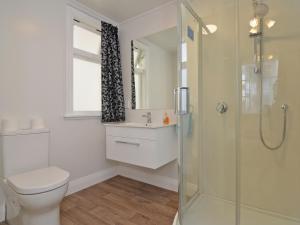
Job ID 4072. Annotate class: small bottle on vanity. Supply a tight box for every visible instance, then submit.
[163,112,170,125]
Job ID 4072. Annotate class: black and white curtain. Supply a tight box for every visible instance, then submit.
[101,21,125,122]
[131,40,136,109]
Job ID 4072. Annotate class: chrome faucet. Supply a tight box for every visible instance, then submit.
[142,112,152,123]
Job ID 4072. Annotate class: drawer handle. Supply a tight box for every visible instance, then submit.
[115,140,140,146]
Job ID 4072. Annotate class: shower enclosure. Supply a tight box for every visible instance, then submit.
[176,0,300,224]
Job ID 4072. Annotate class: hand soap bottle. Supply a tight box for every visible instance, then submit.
[163,112,170,125]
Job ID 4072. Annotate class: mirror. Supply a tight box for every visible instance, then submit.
[131,27,177,110]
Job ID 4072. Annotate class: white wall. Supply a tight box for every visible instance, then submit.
[119,1,178,181]
[0,0,116,183]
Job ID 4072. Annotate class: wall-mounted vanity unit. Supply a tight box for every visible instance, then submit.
[104,122,177,169]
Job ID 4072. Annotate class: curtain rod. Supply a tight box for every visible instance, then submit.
[73,19,101,33]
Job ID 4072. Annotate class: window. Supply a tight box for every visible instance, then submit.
[66,7,102,118]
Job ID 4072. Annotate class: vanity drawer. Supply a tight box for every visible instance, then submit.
[106,126,157,140]
[106,135,158,169]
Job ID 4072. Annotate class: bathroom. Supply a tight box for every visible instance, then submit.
[1,0,300,225]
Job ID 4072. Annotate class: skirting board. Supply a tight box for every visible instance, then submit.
[67,167,117,195]
[67,165,178,196]
[116,166,178,192]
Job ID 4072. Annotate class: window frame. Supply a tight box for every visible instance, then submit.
[65,6,102,118]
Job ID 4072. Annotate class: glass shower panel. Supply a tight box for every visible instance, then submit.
[179,1,202,211]
[239,0,300,224]
[178,0,300,225]
[178,0,238,224]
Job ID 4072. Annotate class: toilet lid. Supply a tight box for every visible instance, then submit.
[7,167,70,195]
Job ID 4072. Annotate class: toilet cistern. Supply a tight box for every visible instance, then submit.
[0,128,70,225]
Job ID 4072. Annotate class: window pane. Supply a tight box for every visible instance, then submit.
[73,58,101,111]
[73,25,101,55]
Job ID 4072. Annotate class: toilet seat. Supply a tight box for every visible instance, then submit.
[7,167,70,195]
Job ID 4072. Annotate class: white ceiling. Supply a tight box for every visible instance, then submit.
[76,0,174,23]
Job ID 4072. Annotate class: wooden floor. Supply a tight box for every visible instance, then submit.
[61,176,178,225]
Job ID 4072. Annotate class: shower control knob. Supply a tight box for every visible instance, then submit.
[281,104,288,111]
[216,102,228,114]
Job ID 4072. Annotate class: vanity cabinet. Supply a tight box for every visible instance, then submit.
[105,124,177,169]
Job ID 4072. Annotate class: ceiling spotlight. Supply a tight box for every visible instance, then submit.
[250,28,258,34]
[202,24,218,35]
[250,18,259,28]
[206,24,217,33]
[266,19,276,28]
[249,18,276,29]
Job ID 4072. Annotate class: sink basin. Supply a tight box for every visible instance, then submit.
[104,122,176,129]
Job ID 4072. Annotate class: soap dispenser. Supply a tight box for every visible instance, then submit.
[163,112,170,125]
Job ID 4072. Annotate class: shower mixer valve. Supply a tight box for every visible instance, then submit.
[216,102,228,114]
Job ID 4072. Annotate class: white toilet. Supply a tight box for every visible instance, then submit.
[0,129,70,225]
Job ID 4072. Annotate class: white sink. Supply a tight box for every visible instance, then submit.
[104,122,176,129]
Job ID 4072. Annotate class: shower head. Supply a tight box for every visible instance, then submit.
[253,1,269,18]
[249,1,269,37]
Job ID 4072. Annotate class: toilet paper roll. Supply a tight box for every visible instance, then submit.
[31,118,45,129]
[1,119,18,132]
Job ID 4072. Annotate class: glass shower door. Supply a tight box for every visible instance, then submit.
[178,0,300,225]
[178,0,238,224]
[178,1,202,216]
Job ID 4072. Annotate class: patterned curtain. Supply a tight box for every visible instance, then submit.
[101,21,125,122]
[131,40,136,109]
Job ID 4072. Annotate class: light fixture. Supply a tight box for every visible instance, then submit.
[202,24,218,35]
[207,24,217,33]
[249,17,276,29]
[266,19,276,28]
[250,18,259,28]
[250,28,258,34]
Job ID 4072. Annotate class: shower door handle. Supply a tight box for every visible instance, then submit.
[174,87,190,115]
